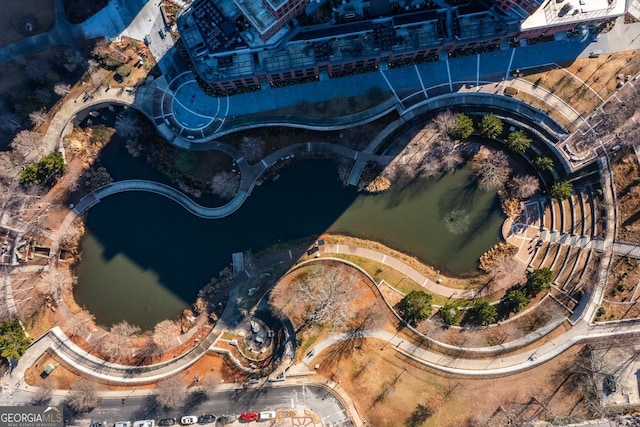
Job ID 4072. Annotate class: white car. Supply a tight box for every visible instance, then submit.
[180,416,197,426]
[259,411,276,421]
[133,421,155,427]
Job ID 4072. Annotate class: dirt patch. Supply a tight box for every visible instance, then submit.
[611,146,640,243]
[0,0,54,47]
[316,340,591,426]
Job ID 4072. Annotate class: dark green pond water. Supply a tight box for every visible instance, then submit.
[74,160,503,329]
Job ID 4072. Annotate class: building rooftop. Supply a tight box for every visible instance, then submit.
[522,0,625,29]
[234,0,278,34]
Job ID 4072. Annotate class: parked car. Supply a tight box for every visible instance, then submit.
[114,422,131,427]
[259,411,276,421]
[216,416,236,425]
[89,421,107,427]
[239,412,259,422]
[180,416,198,425]
[197,414,215,424]
[158,419,176,426]
[133,421,154,427]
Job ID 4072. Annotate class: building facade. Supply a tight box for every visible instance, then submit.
[177,0,626,94]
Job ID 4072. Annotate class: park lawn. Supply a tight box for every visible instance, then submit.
[563,50,640,101]
[315,339,589,426]
[0,0,54,47]
[521,68,601,116]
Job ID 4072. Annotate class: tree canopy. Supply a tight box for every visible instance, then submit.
[550,181,573,200]
[505,289,531,313]
[526,267,554,296]
[439,303,461,326]
[0,320,32,360]
[398,290,433,325]
[20,152,65,186]
[505,130,531,152]
[479,114,503,139]
[450,113,474,140]
[472,299,498,326]
[533,156,554,172]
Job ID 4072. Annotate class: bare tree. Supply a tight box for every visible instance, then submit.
[153,320,179,351]
[68,379,98,412]
[91,39,109,58]
[293,264,357,331]
[29,110,47,127]
[31,378,54,405]
[508,175,539,199]
[472,150,511,190]
[155,376,186,409]
[11,130,42,159]
[115,113,140,140]
[54,83,72,97]
[440,149,463,172]
[210,171,240,199]
[67,310,95,339]
[434,110,456,136]
[63,48,84,72]
[239,136,266,163]
[100,321,140,362]
[485,255,526,293]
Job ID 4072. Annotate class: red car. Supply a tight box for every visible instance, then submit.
[239,412,259,422]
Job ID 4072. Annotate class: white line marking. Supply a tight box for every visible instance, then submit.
[379,69,401,103]
[245,270,251,278]
[381,255,387,263]
[423,278,428,286]
[415,64,427,98]
[353,151,358,160]
[476,54,480,89]
[505,48,516,81]
[261,159,268,167]
[446,59,453,92]
[288,250,292,259]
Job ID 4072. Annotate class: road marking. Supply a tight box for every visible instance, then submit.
[381,254,387,263]
[445,59,453,92]
[353,151,358,160]
[291,398,294,408]
[505,48,516,81]
[476,54,480,89]
[379,69,401,104]
[336,244,339,253]
[415,64,427,98]
[245,270,251,278]
[423,278,428,286]
[261,159,268,167]
[288,250,292,259]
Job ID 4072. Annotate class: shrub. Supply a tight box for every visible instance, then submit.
[20,152,65,185]
[116,64,132,78]
[472,299,498,326]
[505,129,531,152]
[526,268,553,296]
[440,303,461,326]
[450,113,474,140]
[479,114,503,139]
[533,156,554,172]
[550,181,573,200]
[398,291,433,325]
[505,289,530,313]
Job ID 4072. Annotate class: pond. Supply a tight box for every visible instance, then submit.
[74,160,503,329]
